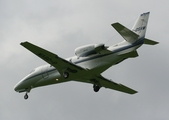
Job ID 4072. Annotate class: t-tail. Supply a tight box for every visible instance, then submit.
[132,12,150,39]
[112,12,159,45]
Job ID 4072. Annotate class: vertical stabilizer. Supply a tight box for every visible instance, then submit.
[132,12,150,39]
[112,12,158,45]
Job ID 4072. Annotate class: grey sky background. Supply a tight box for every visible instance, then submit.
[1,0,169,120]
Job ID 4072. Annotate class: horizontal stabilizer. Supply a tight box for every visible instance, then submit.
[144,38,159,45]
[112,22,139,43]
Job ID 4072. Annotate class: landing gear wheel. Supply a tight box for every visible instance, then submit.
[93,84,100,92]
[63,72,69,78]
[24,93,28,100]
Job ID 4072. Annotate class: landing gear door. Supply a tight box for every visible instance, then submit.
[42,66,49,79]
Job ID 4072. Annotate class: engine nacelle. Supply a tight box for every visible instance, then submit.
[75,43,106,57]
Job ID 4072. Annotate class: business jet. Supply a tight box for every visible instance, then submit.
[14,12,158,99]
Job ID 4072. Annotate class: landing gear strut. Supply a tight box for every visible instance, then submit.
[24,93,28,100]
[93,84,100,92]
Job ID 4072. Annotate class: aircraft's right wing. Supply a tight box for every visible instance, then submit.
[21,42,86,79]
[112,22,139,44]
[96,75,137,94]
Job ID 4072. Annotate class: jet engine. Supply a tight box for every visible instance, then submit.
[75,44,107,57]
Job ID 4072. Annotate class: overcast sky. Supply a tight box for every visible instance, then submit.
[1,0,169,120]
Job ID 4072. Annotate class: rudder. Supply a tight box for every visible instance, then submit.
[132,12,150,39]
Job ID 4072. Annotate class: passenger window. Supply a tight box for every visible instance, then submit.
[69,58,72,63]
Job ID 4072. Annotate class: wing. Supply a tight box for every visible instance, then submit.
[112,22,139,43]
[96,75,137,94]
[74,75,137,94]
[21,42,86,78]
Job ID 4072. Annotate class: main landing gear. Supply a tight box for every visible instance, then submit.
[63,72,69,78]
[93,84,101,92]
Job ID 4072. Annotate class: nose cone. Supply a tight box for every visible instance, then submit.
[14,81,23,92]
[14,67,41,92]
[14,84,18,91]
[14,78,28,92]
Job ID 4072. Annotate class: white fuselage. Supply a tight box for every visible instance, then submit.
[14,40,142,93]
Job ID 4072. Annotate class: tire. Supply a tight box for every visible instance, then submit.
[93,85,100,92]
[24,93,28,100]
[63,72,69,78]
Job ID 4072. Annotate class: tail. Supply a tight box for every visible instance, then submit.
[112,12,158,45]
[132,12,150,39]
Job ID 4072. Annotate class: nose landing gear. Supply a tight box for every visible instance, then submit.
[24,93,28,100]
[23,88,31,100]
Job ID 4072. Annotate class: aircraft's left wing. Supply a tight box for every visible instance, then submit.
[96,75,137,94]
[21,42,86,78]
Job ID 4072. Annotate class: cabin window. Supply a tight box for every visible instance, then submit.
[69,58,72,63]
[114,44,118,47]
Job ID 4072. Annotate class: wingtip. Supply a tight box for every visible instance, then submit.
[20,41,28,45]
[127,87,138,94]
[111,22,119,26]
[20,42,25,45]
[133,90,138,94]
[128,89,138,94]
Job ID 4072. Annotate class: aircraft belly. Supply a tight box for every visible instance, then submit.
[77,54,121,74]
[33,50,135,88]
[33,70,68,88]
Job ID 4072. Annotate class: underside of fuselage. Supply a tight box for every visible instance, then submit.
[34,49,139,88]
